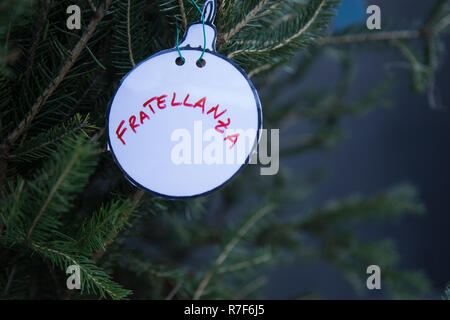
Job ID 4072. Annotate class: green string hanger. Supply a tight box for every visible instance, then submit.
[176,0,207,63]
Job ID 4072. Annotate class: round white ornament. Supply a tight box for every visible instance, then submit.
[107,0,262,198]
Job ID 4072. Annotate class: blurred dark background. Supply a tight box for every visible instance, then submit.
[265,0,450,299]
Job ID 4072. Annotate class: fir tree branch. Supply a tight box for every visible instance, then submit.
[5,0,113,146]
[193,204,275,300]
[444,283,450,300]
[219,0,227,13]
[165,283,182,300]
[44,259,63,297]
[68,72,103,115]
[178,0,188,29]
[24,1,55,83]
[433,12,450,33]
[26,150,82,242]
[222,0,270,43]
[248,63,272,78]
[127,0,136,68]
[0,144,8,195]
[91,127,105,143]
[2,264,16,296]
[5,179,25,229]
[87,0,97,12]
[4,20,12,51]
[32,243,126,300]
[235,276,267,300]
[316,30,422,46]
[8,118,91,160]
[228,0,326,58]
[316,12,450,46]
[92,190,145,262]
[217,253,271,273]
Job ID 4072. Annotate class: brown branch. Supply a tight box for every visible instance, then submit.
[235,276,267,300]
[222,0,270,43]
[87,0,97,12]
[0,143,9,197]
[26,147,83,242]
[165,283,182,300]
[3,264,17,296]
[248,63,272,78]
[91,127,105,143]
[4,20,12,51]
[5,0,113,146]
[316,30,422,46]
[45,259,63,297]
[193,204,275,300]
[8,120,90,159]
[24,1,55,83]
[127,0,136,68]
[92,189,145,263]
[316,13,450,47]
[33,243,121,300]
[227,0,326,58]
[178,0,188,30]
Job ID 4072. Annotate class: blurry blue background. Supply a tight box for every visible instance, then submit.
[265,0,450,299]
[333,0,366,30]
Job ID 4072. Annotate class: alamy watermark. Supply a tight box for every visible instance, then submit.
[170,121,279,176]
[366,265,381,290]
[66,264,81,290]
[366,5,381,30]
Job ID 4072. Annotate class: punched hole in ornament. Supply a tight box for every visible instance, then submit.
[196,58,206,68]
[175,57,185,66]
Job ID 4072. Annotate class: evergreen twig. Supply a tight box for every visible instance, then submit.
[178,0,188,29]
[228,0,327,58]
[5,0,113,146]
[92,190,145,263]
[222,0,270,43]
[193,204,275,300]
[26,148,83,242]
[127,0,136,68]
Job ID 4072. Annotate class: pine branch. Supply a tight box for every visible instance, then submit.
[248,63,272,78]
[21,135,98,244]
[5,0,113,146]
[76,199,134,255]
[32,242,131,299]
[435,13,450,33]
[235,276,267,300]
[111,0,156,75]
[219,0,228,14]
[217,252,271,273]
[317,7,450,46]
[178,0,187,29]
[222,0,270,43]
[87,0,97,12]
[2,264,16,296]
[228,0,329,58]
[24,1,55,84]
[92,190,145,263]
[317,30,421,46]
[26,147,83,242]
[8,114,93,162]
[444,283,450,300]
[127,0,136,68]
[193,203,275,300]
[165,283,182,300]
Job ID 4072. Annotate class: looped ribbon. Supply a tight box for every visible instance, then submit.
[176,0,216,63]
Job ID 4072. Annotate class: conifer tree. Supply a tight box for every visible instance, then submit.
[0,0,449,299]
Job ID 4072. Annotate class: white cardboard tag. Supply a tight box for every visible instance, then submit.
[107,15,262,198]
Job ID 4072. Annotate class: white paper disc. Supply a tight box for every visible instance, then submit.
[107,48,262,198]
